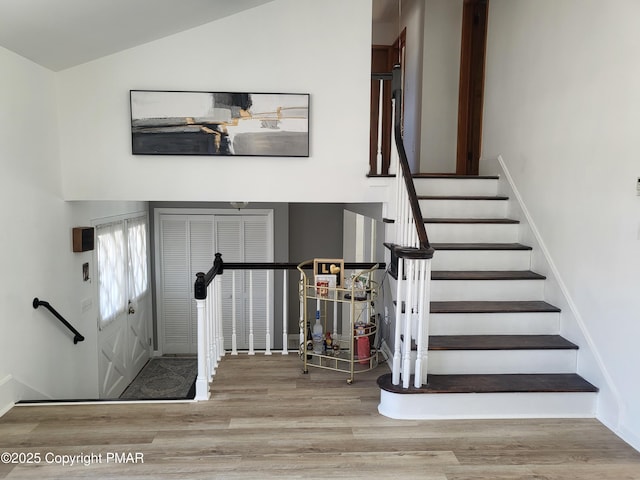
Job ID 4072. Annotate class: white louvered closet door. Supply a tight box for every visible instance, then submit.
[159,212,272,355]
[160,215,214,354]
[215,215,273,351]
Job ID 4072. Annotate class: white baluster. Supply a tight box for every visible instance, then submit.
[282,270,289,355]
[265,270,272,355]
[206,283,214,375]
[421,259,432,386]
[414,259,426,388]
[390,98,398,175]
[402,259,415,389]
[231,270,238,355]
[216,275,224,361]
[299,272,304,351]
[249,270,255,355]
[392,257,404,385]
[376,79,384,174]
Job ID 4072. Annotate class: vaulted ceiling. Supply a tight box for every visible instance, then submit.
[0,0,397,72]
[0,0,275,71]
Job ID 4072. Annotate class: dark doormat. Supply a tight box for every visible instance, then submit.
[119,357,197,400]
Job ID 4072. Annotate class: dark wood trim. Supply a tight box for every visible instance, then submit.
[370,46,396,175]
[431,242,532,251]
[378,373,599,394]
[430,300,561,314]
[221,262,385,271]
[456,0,489,175]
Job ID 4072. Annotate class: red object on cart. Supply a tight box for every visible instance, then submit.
[355,324,372,365]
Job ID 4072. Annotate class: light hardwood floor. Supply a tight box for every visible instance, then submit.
[1,355,639,479]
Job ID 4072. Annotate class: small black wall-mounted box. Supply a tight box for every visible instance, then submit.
[72,227,95,252]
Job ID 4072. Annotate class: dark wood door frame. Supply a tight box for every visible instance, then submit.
[456,0,489,175]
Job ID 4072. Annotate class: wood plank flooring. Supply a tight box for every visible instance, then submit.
[1,355,639,479]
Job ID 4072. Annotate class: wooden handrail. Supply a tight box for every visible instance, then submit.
[391,64,434,256]
[222,262,385,271]
[194,252,224,300]
[194,256,385,300]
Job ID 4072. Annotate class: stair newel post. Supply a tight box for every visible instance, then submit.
[194,272,209,400]
[392,254,404,385]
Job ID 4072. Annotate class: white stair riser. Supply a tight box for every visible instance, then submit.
[426,223,519,243]
[379,390,597,419]
[420,199,507,219]
[414,178,499,197]
[431,249,531,271]
[429,312,560,336]
[431,279,545,301]
[428,349,577,375]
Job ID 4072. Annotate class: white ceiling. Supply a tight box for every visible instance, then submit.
[0,0,275,71]
[0,0,397,72]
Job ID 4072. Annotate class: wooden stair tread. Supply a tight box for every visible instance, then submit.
[377,373,599,394]
[431,270,546,281]
[418,195,508,201]
[428,334,578,351]
[424,217,520,224]
[431,242,532,250]
[430,300,561,314]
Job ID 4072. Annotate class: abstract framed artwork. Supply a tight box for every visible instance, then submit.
[130,90,309,157]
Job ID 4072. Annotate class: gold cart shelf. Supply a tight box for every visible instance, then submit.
[297,260,380,384]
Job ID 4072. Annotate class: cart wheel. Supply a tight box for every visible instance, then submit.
[346,378,353,385]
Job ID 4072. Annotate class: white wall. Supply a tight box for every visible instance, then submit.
[0,44,149,407]
[420,0,463,173]
[482,0,640,450]
[56,0,376,203]
[399,0,424,172]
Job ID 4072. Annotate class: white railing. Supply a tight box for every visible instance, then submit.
[194,259,385,400]
[193,253,224,400]
[387,65,435,389]
[194,261,291,400]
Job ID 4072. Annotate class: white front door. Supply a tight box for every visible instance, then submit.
[97,215,151,398]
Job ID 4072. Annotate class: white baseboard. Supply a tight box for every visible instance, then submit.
[0,374,15,417]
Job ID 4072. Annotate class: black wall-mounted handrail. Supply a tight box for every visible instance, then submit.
[33,298,85,344]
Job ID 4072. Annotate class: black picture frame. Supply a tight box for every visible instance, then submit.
[130,90,309,157]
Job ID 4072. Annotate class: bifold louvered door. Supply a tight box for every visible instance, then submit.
[159,215,214,354]
[216,215,273,351]
[158,212,273,354]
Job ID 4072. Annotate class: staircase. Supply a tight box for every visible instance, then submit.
[378,174,598,419]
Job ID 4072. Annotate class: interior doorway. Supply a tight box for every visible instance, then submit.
[456,0,489,175]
